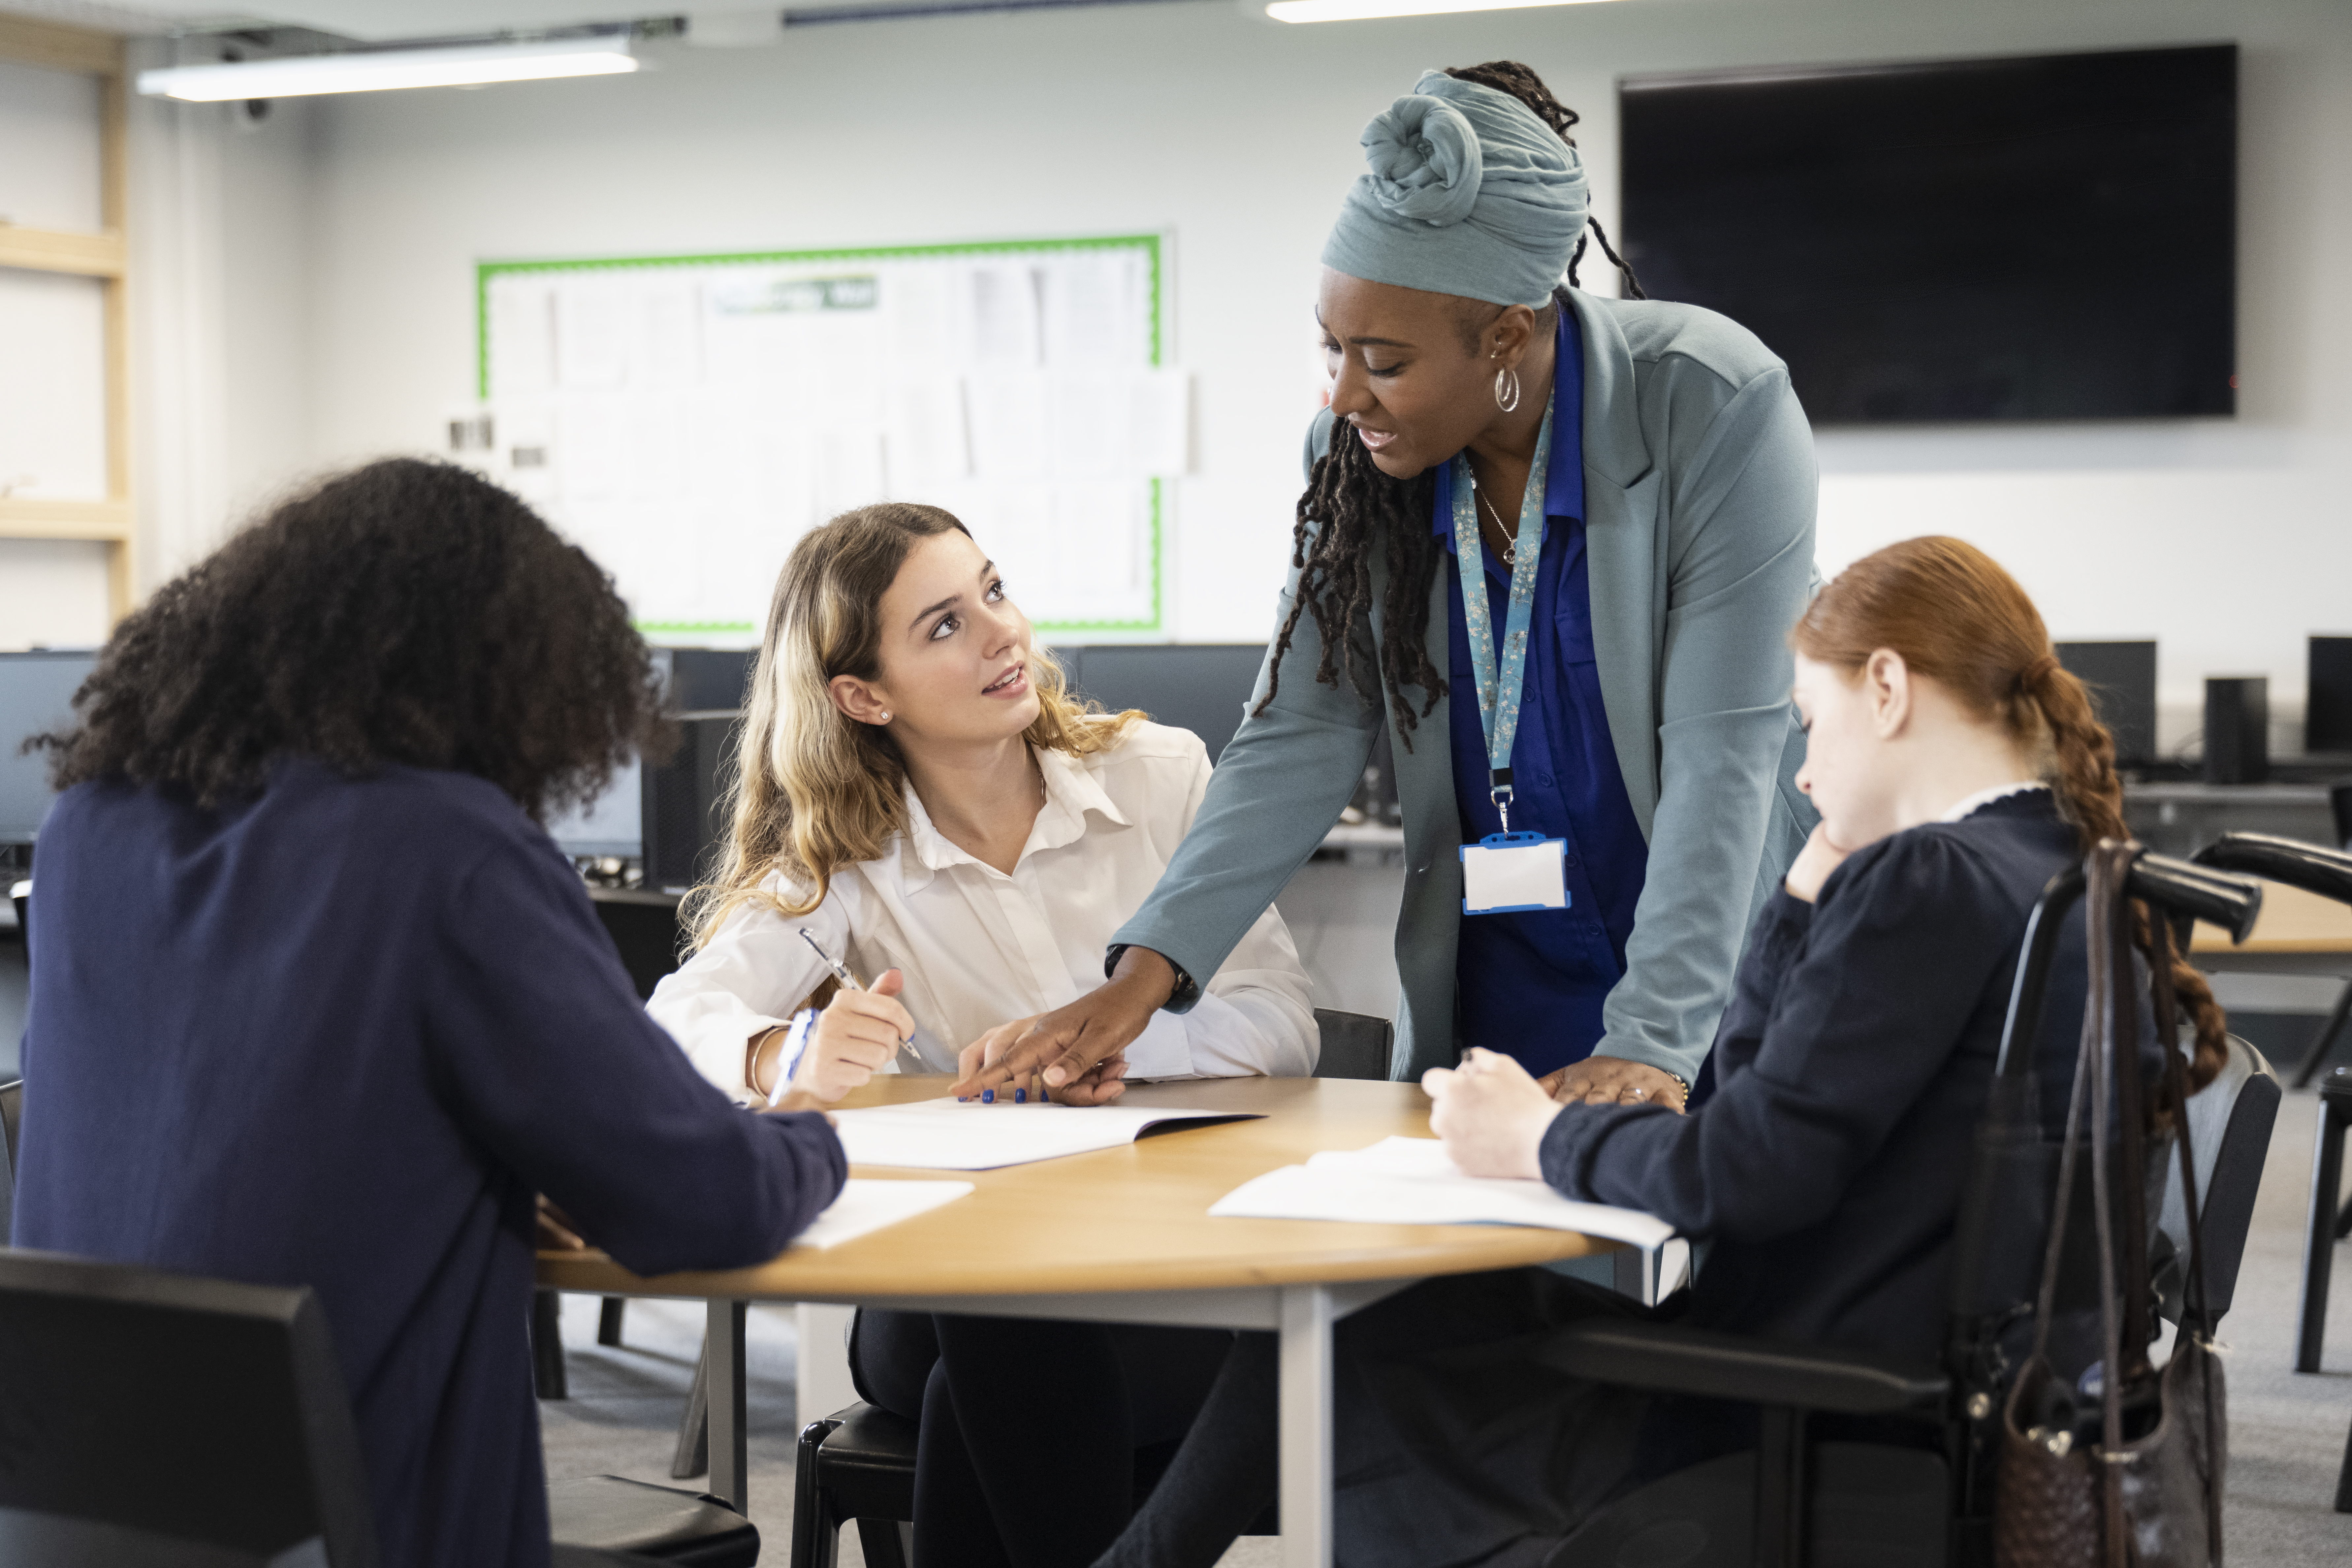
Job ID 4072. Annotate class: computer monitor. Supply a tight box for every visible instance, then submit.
[1054,645,1268,763]
[545,756,643,859]
[0,652,97,845]
[2307,636,2352,754]
[2054,641,2158,768]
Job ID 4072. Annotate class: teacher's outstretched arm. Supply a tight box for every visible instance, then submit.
[951,539,1382,1098]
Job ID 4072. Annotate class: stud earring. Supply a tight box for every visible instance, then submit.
[878,711,892,722]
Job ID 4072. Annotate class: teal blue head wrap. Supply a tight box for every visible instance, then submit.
[1321,69,1588,308]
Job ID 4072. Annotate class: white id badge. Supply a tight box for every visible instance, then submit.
[1460,831,1571,915]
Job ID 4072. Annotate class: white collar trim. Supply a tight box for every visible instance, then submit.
[1938,781,2050,823]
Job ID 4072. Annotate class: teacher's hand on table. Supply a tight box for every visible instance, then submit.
[949,945,1175,1103]
[1537,1057,1689,1111]
[958,1016,1130,1106]
[1423,1049,1564,1180]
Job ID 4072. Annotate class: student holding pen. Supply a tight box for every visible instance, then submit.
[646,502,1316,1568]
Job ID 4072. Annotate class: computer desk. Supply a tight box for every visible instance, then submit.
[537,1075,1614,1568]
[2193,879,2352,1085]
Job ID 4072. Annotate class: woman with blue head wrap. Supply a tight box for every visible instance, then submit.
[970,60,1816,1138]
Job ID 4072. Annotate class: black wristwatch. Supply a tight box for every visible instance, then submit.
[1104,944,1200,1013]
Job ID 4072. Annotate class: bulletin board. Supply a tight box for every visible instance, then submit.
[466,234,1180,638]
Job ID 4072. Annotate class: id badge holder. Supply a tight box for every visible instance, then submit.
[1460,830,1571,916]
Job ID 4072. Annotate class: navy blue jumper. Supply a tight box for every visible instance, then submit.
[11,760,845,1568]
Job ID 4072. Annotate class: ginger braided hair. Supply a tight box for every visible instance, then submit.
[1792,536,2230,1104]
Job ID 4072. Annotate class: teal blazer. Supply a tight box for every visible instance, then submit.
[1115,289,1820,1083]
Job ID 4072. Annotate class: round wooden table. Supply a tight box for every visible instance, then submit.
[538,1075,1614,1566]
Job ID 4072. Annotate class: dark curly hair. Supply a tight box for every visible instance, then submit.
[37,457,670,820]
[1256,60,1645,745]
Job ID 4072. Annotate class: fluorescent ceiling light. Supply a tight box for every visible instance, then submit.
[1260,0,1620,21]
[136,35,636,101]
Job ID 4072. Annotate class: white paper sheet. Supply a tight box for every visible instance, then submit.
[793,1178,973,1250]
[832,1098,1261,1171]
[1209,1136,1673,1248]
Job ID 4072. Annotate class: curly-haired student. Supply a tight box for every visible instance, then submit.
[12,458,845,1568]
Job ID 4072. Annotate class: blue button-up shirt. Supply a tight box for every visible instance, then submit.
[1439,306,1651,1076]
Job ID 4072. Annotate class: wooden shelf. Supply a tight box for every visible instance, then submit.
[0,498,133,542]
[0,17,133,628]
[0,13,120,75]
[0,225,125,279]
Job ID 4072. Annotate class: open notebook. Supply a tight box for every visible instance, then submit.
[1209,1136,1672,1249]
[830,1098,1262,1171]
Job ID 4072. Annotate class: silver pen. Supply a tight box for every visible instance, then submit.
[797,928,922,1069]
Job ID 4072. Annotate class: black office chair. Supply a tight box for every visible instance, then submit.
[778,1012,1388,1564]
[1310,1006,1394,1080]
[1536,848,2262,1568]
[2155,1032,2280,1327]
[0,1248,381,1567]
[0,1076,21,1247]
[2199,831,2352,1087]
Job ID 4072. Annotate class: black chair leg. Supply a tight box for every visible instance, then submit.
[790,1418,845,1568]
[597,1296,627,1347]
[671,1336,710,1480]
[532,1289,568,1401]
[2293,981,2352,1089]
[856,1519,912,1568]
[2337,1409,2352,1514]
[1753,1407,1807,1568]
[2299,1095,2349,1373]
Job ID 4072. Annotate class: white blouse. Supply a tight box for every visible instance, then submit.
[647,722,1319,1098]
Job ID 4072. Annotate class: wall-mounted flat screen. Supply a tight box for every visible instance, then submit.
[1620,45,2236,424]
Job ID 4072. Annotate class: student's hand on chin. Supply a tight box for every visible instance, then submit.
[1422,1049,1564,1180]
[957,1021,1129,1105]
[1540,1057,1687,1111]
[1783,823,1854,904]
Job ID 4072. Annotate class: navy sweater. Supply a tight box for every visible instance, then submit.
[12,760,845,1568]
[1541,790,2091,1362]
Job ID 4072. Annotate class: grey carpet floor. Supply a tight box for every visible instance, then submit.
[539,1086,2352,1566]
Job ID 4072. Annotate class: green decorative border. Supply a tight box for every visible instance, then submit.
[476,236,1167,637]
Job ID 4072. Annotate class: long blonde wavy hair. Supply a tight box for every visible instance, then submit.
[686,502,1142,945]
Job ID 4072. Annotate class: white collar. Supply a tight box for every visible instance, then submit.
[892,744,1131,890]
[1937,780,2050,823]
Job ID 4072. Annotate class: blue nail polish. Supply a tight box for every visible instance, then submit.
[981,1088,994,1104]
[1014,1088,1027,1103]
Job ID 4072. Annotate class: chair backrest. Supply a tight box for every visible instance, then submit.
[2157,1033,2281,1324]
[0,1077,18,1247]
[0,1249,380,1567]
[1312,1008,1394,1081]
[2332,780,2352,852]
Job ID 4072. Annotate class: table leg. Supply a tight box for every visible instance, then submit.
[1279,1283,1334,1568]
[707,1297,749,1513]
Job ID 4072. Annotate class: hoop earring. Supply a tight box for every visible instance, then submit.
[1494,366,1521,413]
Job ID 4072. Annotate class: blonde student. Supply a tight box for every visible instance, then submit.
[647,501,1315,1568]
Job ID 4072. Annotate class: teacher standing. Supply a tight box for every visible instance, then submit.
[959,61,1817,1109]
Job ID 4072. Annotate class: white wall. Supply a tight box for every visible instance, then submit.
[161,0,2351,744]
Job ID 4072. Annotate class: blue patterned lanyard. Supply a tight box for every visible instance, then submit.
[1450,399,1552,835]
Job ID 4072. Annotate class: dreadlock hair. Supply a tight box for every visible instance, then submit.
[1255,60,1639,742]
[1792,537,2231,1113]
